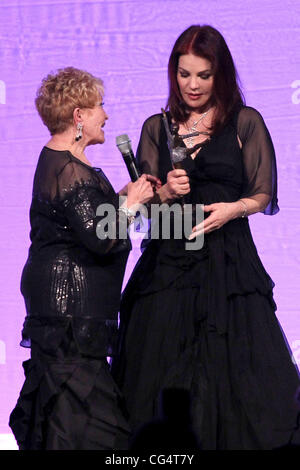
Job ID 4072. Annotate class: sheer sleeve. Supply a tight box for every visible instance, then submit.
[136,114,162,177]
[57,161,129,255]
[237,107,279,215]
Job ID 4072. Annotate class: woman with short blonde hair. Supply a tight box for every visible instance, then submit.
[9,66,159,450]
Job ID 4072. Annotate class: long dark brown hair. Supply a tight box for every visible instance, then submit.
[167,25,245,133]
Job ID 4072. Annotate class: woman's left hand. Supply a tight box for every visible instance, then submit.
[118,175,162,196]
[146,174,162,190]
[188,202,241,239]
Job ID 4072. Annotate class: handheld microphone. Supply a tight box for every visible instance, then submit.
[116,134,140,182]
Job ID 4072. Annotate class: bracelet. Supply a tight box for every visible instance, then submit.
[239,199,248,218]
[118,206,136,224]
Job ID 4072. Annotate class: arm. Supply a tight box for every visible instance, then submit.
[190,107,279,238]
[58,163,125,255]
[236,106,279,216]
[136,114,190,204]
[58,162,155,254]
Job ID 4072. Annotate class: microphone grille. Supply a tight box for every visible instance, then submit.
[116,134,130,145]
[116,134,132,154]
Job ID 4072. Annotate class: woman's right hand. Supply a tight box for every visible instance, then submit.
[126,174,159,208]
[164,169,190,200]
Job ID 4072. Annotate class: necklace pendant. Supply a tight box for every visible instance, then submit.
[184,109,211,148]
[186,136,194,148]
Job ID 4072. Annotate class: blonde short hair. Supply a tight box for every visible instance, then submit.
[35,67,104,135]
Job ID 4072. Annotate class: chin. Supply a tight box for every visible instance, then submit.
[89,137,105,145]
[185,96,212,111]
[188,100,209,110]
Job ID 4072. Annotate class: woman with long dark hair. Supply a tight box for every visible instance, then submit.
[112,25,300,450]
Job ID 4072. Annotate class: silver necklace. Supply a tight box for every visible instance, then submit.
[185,109,211,148]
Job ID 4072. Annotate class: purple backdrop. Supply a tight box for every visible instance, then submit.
[0,0,299,449]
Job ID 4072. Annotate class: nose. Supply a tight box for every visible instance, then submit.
[189,76,200,91]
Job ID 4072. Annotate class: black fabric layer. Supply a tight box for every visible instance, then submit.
[10,329,130,450]
[19,147,131,355]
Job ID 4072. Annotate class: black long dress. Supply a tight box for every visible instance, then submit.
[9,147,131,450]
[112,106,300,450]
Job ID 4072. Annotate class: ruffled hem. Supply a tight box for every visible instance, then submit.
[20,315,119,357]
[9,356,130,450]
[9,357,71,449]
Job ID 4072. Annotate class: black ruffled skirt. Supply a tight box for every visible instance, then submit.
[9,326,130,450]
[112,235,300,450]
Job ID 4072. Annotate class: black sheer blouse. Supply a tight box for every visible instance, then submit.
[20,147,131,358]
[136,106,279,216]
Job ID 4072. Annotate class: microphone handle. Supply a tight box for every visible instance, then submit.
[173,162,183,170]
[173,161,185,205]
[123,152,140,182]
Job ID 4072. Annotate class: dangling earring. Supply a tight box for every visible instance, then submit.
[75,123,83,141]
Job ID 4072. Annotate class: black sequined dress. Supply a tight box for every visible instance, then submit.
[112,107,300,450]
[9,147,131,450]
